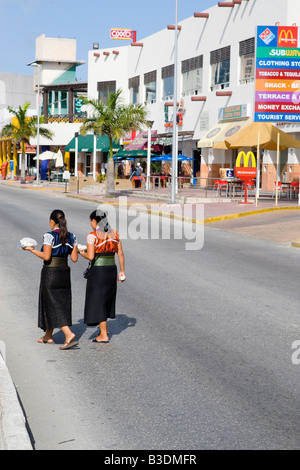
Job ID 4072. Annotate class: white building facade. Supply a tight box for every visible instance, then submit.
[86,0,300,191]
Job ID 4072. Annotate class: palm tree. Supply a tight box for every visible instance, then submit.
[2,101,53,184]
[80,89,149,196]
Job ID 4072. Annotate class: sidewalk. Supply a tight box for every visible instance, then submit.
[1,179,300,449]
[0,349,33,450]
[2,178,299,221]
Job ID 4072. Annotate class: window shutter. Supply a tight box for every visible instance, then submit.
[210,46,231,65]
[182,55,203,73]
[144,70,157,84]
[162,64,174,79]
[128,76,140,89]
[239,38,255,56]
[97,81,116,93]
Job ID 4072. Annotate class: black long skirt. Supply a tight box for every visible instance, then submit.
[38,266,72,331]
[84,265,117,326]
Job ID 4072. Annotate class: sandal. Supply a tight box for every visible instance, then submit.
[59,340,79,350]
[37,337,55,344]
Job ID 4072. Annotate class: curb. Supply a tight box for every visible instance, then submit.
[4,182,300,246]
[292,237,300,248]
[0,351,33,450]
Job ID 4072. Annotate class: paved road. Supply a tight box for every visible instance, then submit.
[1,184,300,450]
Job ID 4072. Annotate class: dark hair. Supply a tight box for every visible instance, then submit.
[90,210,110,233]
[50,210,69,245]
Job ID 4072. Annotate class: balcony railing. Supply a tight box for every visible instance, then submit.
[45,113,87,124]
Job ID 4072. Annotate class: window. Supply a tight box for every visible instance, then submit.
[162,65,174,100]
[210,46,230,91]
[144,70,157,103]
[85,154,91,176]
[182,55,203,96]
[129,76,140,104]
[61,91,68,114]
[239,38,255,84]
[97,81,116,103]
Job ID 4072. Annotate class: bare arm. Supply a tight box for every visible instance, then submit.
[23,244,52,261]
[70,244,78,263]
[79,242,95,261]
[117,241,125,282]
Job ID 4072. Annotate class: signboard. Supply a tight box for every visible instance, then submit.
[218,104,249,121]
[219,168,234,180]
[110,28,134,40]
[255,25,300,122]
[234,151,257,181]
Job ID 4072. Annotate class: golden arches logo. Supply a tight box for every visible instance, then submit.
[278,29,297,46]
[236,151,256,168]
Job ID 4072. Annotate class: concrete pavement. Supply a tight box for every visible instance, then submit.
[0,349,33,450]
[1,178,300,450]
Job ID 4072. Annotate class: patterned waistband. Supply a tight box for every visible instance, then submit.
[93,255,116,267]
[44,257,68,267]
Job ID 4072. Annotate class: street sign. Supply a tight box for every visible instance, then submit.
[255,25,300,123]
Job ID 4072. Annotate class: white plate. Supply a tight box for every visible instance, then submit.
[77,244,87,252]
[20,238,37,248]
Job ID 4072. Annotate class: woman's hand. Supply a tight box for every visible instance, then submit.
[118,271,126,283]
[22,246,34,252]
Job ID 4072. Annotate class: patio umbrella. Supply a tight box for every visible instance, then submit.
[151,154,194,161]
[54,150,64,168]
[151,155,172,162]
[223,122,300,206]
[177,155,195,161]
[33,150,57,161]
[224,122,300,151]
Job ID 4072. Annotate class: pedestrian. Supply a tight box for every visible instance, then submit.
[136,162,143,176]
[22,209,79,350]
[79,209,126,343]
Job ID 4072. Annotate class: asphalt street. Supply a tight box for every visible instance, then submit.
[1,184,300,450]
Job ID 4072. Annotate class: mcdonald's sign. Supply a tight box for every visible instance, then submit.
[278,27,298,47]
[234,151,257,181]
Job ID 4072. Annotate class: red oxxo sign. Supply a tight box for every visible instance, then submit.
[110,29,135,40]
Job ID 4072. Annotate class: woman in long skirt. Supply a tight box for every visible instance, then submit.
[23,209,79,350]
[79,209,125,343]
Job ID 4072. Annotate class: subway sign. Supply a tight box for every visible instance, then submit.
[255,25,300,123]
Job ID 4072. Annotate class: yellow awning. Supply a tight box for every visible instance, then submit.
[213,118,252,149]
[197,122,229,148]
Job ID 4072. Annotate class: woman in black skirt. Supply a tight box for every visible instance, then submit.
[79,210,125,343]
[23,210,79,350]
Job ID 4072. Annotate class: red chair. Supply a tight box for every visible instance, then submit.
[272,181,289,198]
[290,182,299,199]
[213,179,228,197]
